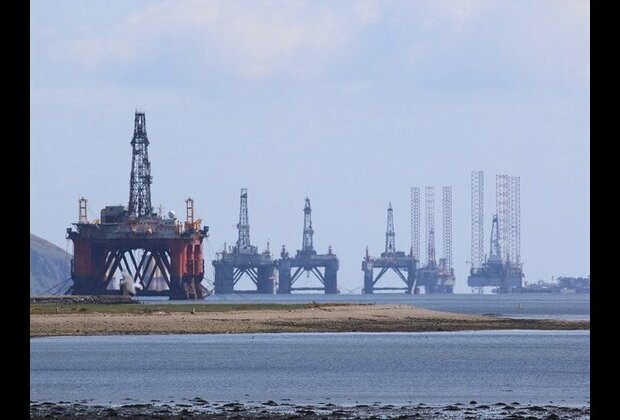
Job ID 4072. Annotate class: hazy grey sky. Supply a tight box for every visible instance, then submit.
[30,0,589,292]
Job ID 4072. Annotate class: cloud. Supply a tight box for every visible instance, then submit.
[63,0,381,79]
[47,0,588,91]
[425,0,497,31]
[393,0,588,90]
[507,0,589,86]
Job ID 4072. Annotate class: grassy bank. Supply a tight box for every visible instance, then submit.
[30,302,348,315]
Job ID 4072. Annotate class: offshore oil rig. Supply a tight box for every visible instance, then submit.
[411,186,455,293]
[277,198,339,294]
[65,111,209,299]
[467,171,524,293]
[362,203,417,294]
[212,188,277,294]
[61,112,528,297]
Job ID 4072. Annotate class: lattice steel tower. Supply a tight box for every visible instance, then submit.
[425,186,436,265]
[301,197,314,253]
[509,176,521,263]
[128,111,153,217]
[410,187,420,260]
[471,171,484,270]
[496,175,511,263]
[385,203,396,254]
[236,188,252,251]
[442,186,453,271]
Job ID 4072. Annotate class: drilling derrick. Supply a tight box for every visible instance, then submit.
[490,214,501,260]
[235,189,254,253]
[277,197,339,294]
[66,111,209,300]
[128,112,153,217]
[362,203,416,294]
[427,229,436,266]
[467,171,524,293]
[386,203,396,255]
[302,198,314,253]
[212,188,276,294]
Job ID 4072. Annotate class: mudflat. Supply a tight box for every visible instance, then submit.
[30,303,589,337]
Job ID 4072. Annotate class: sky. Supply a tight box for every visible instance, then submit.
[30,0,590,293]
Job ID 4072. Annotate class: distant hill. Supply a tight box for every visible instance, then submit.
[30,234,71,295]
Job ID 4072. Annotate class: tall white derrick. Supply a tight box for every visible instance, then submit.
[442,186,452,271]
[509,176,521,263]
[410,187,420,260]
[471,171,484,269]
[496,174,521,265]
[424,186,435,265]
[496,175,511,262]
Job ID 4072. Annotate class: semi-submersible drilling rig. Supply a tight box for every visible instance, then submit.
[212,188,277,294]
[362,203,417,294]
[277,197,339,294]
[211,191,339,294]
[66,111,209,299]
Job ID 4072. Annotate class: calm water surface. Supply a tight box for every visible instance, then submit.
[31,331,589,406]
[142,292,590,320]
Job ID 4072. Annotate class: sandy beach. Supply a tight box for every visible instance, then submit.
[30,303,589,337]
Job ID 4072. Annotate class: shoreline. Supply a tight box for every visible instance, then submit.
[30,303,589,338]
[30,400,590,419]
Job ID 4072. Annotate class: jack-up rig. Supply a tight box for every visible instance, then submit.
[467,171,524,293]
[411,186,455,293]
[66,111,209,299]
[362,203,417,294]
[277,198,339,294]
[212,188,277,293]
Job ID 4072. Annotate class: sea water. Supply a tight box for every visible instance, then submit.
[31,330,589,406]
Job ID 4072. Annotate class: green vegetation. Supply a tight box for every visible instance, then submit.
[30,302,358,315]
